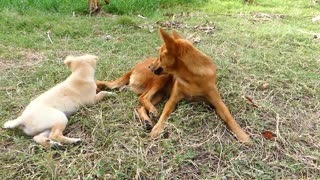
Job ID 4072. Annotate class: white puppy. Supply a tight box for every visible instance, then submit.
[3,54,112,148]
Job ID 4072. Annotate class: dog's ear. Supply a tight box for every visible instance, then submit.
[172,30,183,39]
[64,56,74,68]
[159,28,177,53]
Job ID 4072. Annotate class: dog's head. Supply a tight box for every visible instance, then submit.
[64,54,98,72]
[149,28,186,75]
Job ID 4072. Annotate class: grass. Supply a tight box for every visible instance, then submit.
[1,0,320,179]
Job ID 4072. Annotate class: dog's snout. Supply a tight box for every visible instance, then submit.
[154,67,163,75]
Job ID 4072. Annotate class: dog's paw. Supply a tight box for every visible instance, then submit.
[96,81,107,90]
[148,109,159,119]
[238,134,252,146]
[72,138,82,144]
[150,123,164,139]
[143,120,153,131]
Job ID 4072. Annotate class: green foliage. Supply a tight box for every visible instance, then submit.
[0,0,87,14]
[0,0,207,16]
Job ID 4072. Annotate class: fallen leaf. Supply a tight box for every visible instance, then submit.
[262,130,276,140]
[156,21,184,29]
[193,21,216,34]
[244,96,258,108]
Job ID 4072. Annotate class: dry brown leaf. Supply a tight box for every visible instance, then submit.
[262,130,276,140]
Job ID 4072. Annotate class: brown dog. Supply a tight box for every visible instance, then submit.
[88,0,110,15]
[96,58,173,130]
[147,28,251,144]
[97,29,251,144]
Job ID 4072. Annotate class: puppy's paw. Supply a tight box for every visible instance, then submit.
[105,91,116,96]
[3,120,18,129]
[119,85,129,91]
[99,91,116,96]
[49,141,65,150]
[3,121,11,129]
[150,123,164,139]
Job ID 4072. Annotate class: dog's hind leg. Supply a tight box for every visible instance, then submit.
[139,77,169,117]
[206,86,251,144]
[96,71,132,90]
[3,117,23,129]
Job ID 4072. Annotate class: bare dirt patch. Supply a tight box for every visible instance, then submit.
[0,47,46,71]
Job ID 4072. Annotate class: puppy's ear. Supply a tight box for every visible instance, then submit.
[87,54,98,62]
[172,30,183,39]
[64,56,74,68]
[159,28,176,53]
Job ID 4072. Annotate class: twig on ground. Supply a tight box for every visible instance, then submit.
[0,87,16,91]
[47,31,53,44]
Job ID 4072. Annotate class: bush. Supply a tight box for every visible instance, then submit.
[0,0,87,14]
[107,0,207,16]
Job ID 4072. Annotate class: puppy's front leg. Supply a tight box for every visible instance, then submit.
[150,85,183,138]
[95,91,115,103]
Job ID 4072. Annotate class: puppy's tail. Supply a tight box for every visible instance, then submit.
[3,117,23,129]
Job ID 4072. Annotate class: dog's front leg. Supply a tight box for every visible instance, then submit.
[206,86,251,144]
[150,85,183,138]
[95,91,115,103]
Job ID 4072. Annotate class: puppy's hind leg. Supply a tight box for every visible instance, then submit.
[49,126,81,144]
[3,117,23,129]
[33,130,63,149]
[48,110,81,145]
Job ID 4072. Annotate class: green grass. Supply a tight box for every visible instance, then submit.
[1,0,320,179]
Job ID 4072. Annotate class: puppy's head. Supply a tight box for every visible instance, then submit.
[149,28,185,75]
[64,54,98,72]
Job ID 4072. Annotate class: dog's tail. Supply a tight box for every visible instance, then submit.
[3,117,24,129]
[96,70,132,90]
